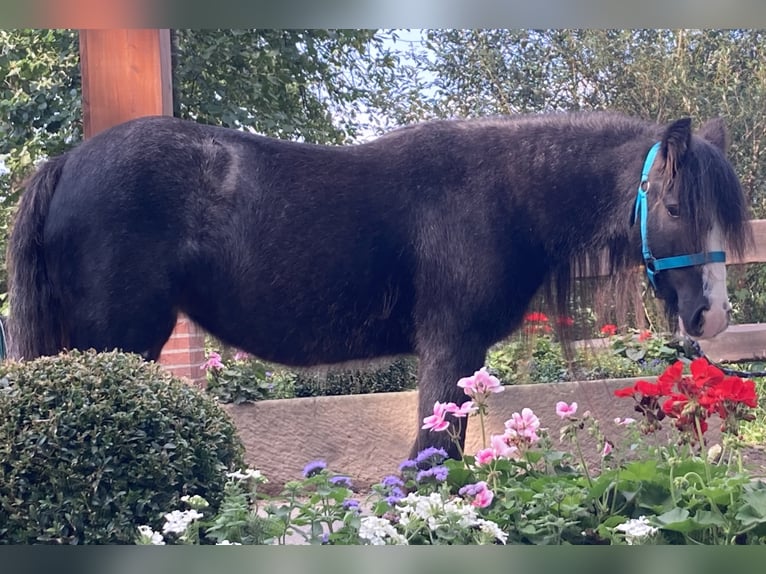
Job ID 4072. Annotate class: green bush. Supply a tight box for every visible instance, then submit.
[202,347,418,403]
[487,336,570,385]
[289,357,418,398]
[0,349,245,544]
[205,355,294,405]
[486,328,687,385]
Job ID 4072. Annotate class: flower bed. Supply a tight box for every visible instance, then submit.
[221,372,734,496]
[140,358,766,545]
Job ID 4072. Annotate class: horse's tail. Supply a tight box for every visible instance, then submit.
[6,154,69,360]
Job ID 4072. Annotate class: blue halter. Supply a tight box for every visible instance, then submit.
[633,142,726,290]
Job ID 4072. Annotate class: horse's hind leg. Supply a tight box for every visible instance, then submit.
[65,292,179,362]
[412,330,488,461]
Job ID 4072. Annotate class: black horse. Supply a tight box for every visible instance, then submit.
[6,111,753,459]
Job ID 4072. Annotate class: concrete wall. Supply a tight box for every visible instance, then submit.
[222,376,694,494]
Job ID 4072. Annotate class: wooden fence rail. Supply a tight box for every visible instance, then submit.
[612,218,766,363]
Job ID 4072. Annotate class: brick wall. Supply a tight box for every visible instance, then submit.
[158,316,207,386]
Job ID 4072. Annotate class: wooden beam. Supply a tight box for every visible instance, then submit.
[575,218,766,279]
[79,29,172,138]
[729,218,766,265]
[79,29,205,384]
[698,323,766,363]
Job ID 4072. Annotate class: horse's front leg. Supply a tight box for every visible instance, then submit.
[410,335,488,461]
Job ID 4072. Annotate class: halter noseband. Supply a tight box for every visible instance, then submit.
[633,142,726,290]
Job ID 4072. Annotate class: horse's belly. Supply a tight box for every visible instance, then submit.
[192,285,416,367]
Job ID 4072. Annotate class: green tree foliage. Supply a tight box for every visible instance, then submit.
[172,29,398,144]
[0,30,81,193]
[0,30,82,310]
[383,29,766,218]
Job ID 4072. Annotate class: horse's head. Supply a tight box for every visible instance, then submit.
[638,117,752,339]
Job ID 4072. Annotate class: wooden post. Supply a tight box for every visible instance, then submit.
[79,29,206,385]
[80,29,173,135]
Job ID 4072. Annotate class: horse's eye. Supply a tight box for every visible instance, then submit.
[665,204,680,218]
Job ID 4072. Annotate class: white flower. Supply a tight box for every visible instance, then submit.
[358,516,408,545]
[137,525,165,545]
[216,540,242,545]
[226,468,266,482]
[393,491,505,544]
[476,518,508,545]
[162,509,204,535]
[614,516,659,544]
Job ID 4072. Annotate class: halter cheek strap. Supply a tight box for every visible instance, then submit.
[633,142,726,290]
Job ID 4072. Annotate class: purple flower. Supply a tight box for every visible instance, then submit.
[380,475,404,489]
[302,459,327,478]
[415,447,448,467]
[415,465,448,483]
[201,352,224,371]
[342,499,360,512]
[459,482,484,497]
[330,476,353,488]
[233,350,250,361]
[385,487,404,506]
[398,459,417,472]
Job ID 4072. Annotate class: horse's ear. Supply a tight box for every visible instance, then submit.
[697,117,730,152]
[660,118,692,175]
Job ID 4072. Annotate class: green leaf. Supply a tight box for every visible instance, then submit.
[653,508,695,532]
[589,469,618,500]
[692,510,726,528]
[735,483,766,527]
[620,460,660,482]
[626,348,646,362]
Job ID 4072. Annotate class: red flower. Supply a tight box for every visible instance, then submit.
[600,324,617,336]
[656,361,684,394]
[635,379,668,397]
[614,358,759,441]
[556,315,575,327]
[524,312,549,323]
[689,357,725,391]
[638,330,652,342]
[661,393,689,417]
[614,385,637,398]
[673,415,708,435]
[710,377,758,409]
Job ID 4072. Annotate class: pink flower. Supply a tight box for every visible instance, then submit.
[490,433,520,459]
[555,401,578,419]
[201,352,224,371]
[457,367,504,398]
[475,448,496,465]
[458,481,495,508]
[614,417,637,426]
[473,486,494,508]
[445,400,477,418]
[422,401,451,432]
[233,350,250,361]
[601,441,613,457]
[505,408,540,439]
